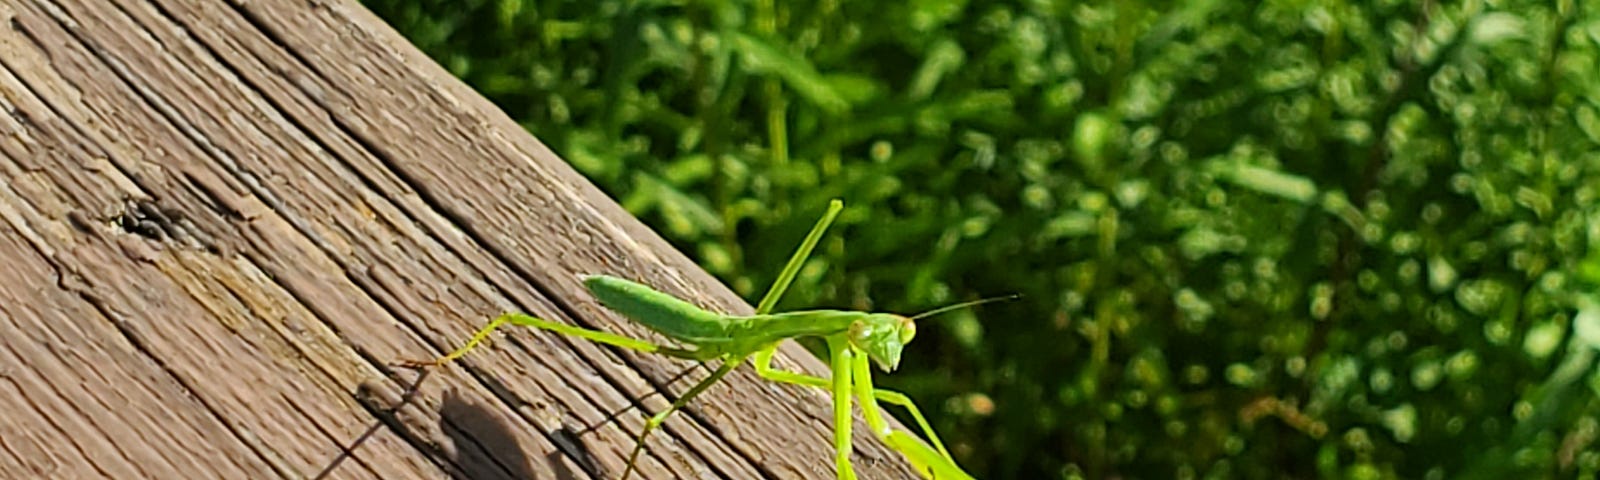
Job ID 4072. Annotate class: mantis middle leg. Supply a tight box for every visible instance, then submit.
[620,356,743,480]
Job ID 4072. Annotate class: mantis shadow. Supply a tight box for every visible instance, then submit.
[570,364,704,437]
[439,390,572,480]
[311,369,432,480]
[321,368,580,480]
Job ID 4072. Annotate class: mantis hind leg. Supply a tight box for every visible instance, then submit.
[399,312,706,368]
[621,357,743,480]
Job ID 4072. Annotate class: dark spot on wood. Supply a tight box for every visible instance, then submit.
[108,198,231,256]
[65,210,98,234]
[115,198,174,241]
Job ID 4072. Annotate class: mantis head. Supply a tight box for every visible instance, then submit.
[848,314,917,372]
[849,294,1021,372]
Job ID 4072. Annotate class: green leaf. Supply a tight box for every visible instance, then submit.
[725,31,850,113]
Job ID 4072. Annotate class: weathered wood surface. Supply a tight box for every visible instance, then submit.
[0,0,924,478]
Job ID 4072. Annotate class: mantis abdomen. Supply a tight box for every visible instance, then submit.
[583,275,734,343]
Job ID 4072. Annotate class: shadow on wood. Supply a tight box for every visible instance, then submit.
[440,390,557,480]
[313,371,433,480]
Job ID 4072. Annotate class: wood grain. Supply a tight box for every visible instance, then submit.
[0,0,923,478]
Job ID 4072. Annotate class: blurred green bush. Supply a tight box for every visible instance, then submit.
[366,0,1600,478]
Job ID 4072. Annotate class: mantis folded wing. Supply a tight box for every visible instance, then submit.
[402,199,978,480]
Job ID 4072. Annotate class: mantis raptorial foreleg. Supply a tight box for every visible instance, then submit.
[826,337,857,480]
[749,352,954,460]
[849,350,972,480]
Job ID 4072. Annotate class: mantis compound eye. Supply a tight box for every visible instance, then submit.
[898,317,917,345]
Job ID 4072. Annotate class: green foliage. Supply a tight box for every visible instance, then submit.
[367,0,1600,478]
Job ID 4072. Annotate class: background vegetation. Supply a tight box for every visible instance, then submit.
[366,1,1600,478]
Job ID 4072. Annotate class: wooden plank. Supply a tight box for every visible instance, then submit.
[0,0,925,478]
[0,216,276,479]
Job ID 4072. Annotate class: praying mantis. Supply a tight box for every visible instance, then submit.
[402,199,989,479]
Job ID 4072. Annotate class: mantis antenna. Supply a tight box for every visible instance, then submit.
[908,294,1022,321]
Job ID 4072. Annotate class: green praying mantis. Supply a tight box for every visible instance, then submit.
[402,199,997,479]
